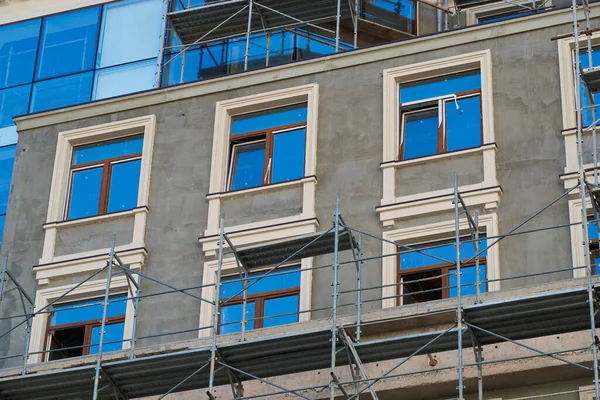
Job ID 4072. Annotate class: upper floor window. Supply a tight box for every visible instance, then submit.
[580,47,600,127]
[219,267,300,334]
[46,295,126,361]
[67,135,143,220]
[398,236,487,304]
[398,71,482,160]
[228,104,307,191]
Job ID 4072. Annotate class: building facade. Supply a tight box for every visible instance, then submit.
[0,0,600,399]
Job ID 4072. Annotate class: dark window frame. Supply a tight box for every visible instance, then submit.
[227,117,307,191]
[65,134,143,219]
[398,81,483,160]
[396,239,487,305]
[43,305,125,361]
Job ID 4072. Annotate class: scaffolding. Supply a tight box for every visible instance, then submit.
[0,1,598,399]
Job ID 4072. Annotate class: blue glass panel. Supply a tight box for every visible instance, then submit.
[272,129,305,184]
[479,9,534,23]
[36,7,100,80]
[0,145,16,215]
[580,48,600,126]
[89,322,125,354]
[446,96,482,152]
[400,71,481,103]
[263,295,299,328]
[97,0,163,68]
[230,141,265,190]
[400,239,487,270]
[68,167,102,219]
[51,296,127,326]
[402,109,438,159]
[0,19,40,89]
[30,72,93,113]
[231,104,308,136]
[93,59,156,100]
[220,302,255,334]
[589,220,598,240]
[73,136,143,165]
[0,84,30,128]
[363,0,416,33]
[108,159,141,213]
[449,265,487,297]
[221,267,301,299]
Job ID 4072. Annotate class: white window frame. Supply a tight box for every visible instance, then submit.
[28,275,137,364]
[198,257,313,337]
[380,50,500,226]
[39,115,155,281]
[381,213,500,308]
[465,0,550,25]
[568,197,597,278]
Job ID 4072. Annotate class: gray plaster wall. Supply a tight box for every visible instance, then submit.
[222,187,303,227]
[54,216,134,257]
[0,16,594,369]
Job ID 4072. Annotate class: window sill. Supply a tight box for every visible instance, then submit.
[43,206,149,230]
[381,143,497,170]
[206,176,317,201]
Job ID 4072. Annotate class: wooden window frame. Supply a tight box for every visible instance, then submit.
[227,116,308,191]
[398,86,483,160]
[218,272,301,332]
[65,135,143,219]
[43,312,125,361]
[396,239,487,306]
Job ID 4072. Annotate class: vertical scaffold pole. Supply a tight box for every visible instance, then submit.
[244,0,254,71]
[129,276,141,360]
[356,233,362,343]
[353,0,359,49]
[474,211,481,304]
[241,266,248,341]
[330,194,341,400]
[454,173,464,400]
[21,280,36,376]
[92,235,116,400]
[335,0,341,52]
[209,215,225,396]
[572,0,600,394]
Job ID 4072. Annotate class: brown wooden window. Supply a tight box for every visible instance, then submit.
[66,135,143,220]
[397,237,487,305]
[399,70,483,160]
[228,104,307,191]
[44,296,127,361]
[219,267,301,334]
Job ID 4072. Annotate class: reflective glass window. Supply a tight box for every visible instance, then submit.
[400,71,481,103]
[0,145,16,215]
[0,19,41,89]
[446,95,482,151]
[272,128,305,184]
[36,7,100,80]
[231,104,307,135]
[0,84,31,127]
[30,72,93,113]
[402,109,438,159]
[362,0,416,34]
[580,47,600,127]
[229,141,266,191]
[107,159,141,213]
[93,59,156,100]
[97,0,163,68]
[220,267,300,334]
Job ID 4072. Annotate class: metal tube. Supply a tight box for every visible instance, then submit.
[244,0,254,71]
[129,275,141,360]
[241,266,248,341]
[208,215,225,395]
[21,280,36,376]
[356,233,362,342]
[335,0,341,51]
[454,173,464,400]
[353,0,359,48]
[157,362,210,400]
[92,235,116,400]
[330,194,341,400]
[474,211,481,304]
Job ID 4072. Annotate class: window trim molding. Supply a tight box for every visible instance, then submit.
[569,197,594,278]
[198,257,313,338]
[205,84,318,241]
[464,0,550,25]
[579,385,595,400]
[381,213,500,309]
[40,115,155,272]
[558,32,600,174]
[28,275,136,365]
[380,51,498,223]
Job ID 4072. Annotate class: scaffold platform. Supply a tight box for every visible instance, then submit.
[0,286,596,400]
